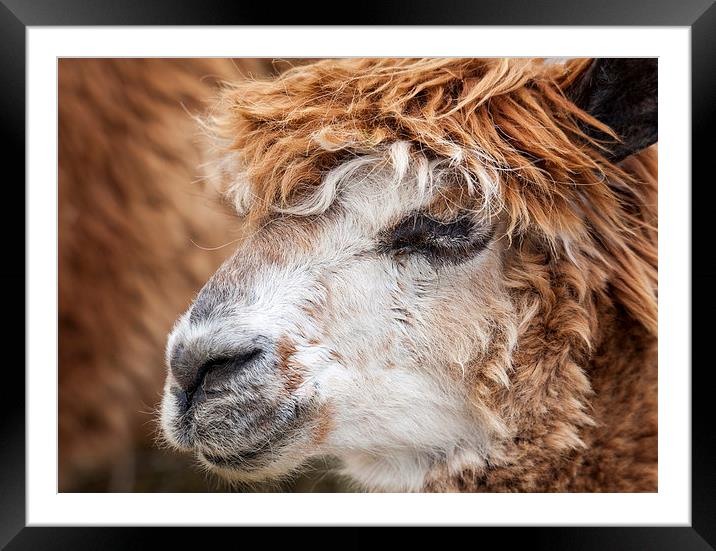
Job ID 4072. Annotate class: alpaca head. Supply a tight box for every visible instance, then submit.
[159,58,658,490]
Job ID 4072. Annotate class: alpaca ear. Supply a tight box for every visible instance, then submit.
[565,58,658,162]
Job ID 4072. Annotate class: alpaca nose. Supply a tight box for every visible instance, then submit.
[169,343,264,408]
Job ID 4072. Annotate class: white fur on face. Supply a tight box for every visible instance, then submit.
[161,142,516,491]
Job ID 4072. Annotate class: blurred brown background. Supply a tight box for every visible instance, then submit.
[58,57,344,492]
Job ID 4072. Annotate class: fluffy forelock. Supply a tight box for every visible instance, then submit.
[203,57,657,334]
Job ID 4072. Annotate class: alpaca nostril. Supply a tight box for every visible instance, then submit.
[186,357,231,396]
[171,346,264,407]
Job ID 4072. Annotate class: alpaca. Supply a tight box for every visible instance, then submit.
[58,58,278,490]
[159,58,658,492]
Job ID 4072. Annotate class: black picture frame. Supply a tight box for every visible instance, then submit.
[3,1,714,548]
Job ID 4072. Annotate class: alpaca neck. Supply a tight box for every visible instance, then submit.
[423,307,657,492]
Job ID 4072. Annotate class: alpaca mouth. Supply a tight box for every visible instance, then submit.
[164,387,314,470]
[169,413,293,472]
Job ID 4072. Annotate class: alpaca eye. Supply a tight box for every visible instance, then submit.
[379,213,493,265]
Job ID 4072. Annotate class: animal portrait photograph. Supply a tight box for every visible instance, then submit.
[58,55,659,496]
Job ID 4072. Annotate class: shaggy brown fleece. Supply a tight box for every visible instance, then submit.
[204,58,657,492]
[58,58,276,490]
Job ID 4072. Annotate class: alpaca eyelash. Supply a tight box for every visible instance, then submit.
[378,213,493,265]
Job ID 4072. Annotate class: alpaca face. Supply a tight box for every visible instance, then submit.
[160,144,517,489]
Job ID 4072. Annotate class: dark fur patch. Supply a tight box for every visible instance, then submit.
[567,58,657,161]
